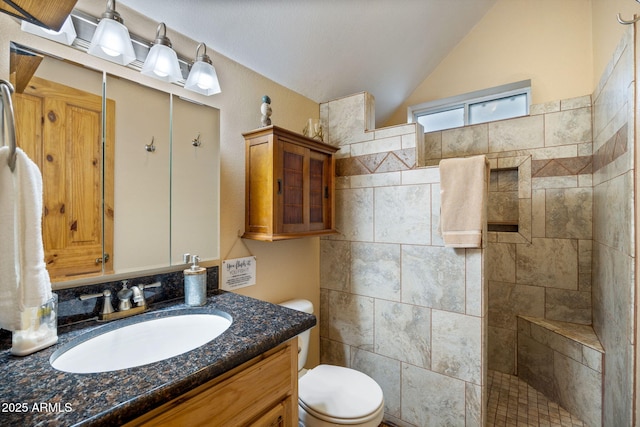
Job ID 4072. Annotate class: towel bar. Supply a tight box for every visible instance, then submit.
[0,79,17,172]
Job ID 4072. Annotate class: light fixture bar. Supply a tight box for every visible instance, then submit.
[68,9,191,83]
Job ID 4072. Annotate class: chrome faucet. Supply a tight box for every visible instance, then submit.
[117,280,133,311]
[79,281,162,322]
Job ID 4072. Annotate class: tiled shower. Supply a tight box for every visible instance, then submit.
[318,27,636,427]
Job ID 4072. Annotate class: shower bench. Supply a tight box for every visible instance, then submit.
[516,315,603,426]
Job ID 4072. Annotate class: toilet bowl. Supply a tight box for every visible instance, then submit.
[279,299,384,427]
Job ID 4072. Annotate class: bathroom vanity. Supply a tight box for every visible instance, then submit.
[0,291,314,426]
[126,340,297,426]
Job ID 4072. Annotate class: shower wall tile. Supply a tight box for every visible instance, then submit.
[431,183,444,246]
[351,348,402,418]
[325,92,375,146]
[320,239,350,292]
[545,288,591,324]
[532,175,578,190]
[517,333,556,398]
[516,238,578,289]
[402,364,466,427]
[554,351,602,427]
[544,188,593,239]
[531,189,546,238]
[402,245,466,313]
[441,124,488,158]
[432,310,482,384]
[578,240,593,292]
[327,291,374,350]
[530,100,560,115]
[593,171,633,255]
[488,326,515,374]
[374,299,431,368]
[351,242,400,301]
[487,243,516,283]
[320,336,350,366]
[544,107,592,147]
[421,131,442,165]
[489,115,544,152]
[465,249,484,317]
[350,171,400,188]
[374,185,431,244]
[561,95,591,110]
[334,188,373,241]
[466,382,483,427]
[488,281,544,330]
[351,135,401,157]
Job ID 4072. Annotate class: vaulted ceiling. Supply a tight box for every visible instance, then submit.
[119,0,497,125]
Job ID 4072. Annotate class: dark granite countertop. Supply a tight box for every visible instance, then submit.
[0,291,315,427]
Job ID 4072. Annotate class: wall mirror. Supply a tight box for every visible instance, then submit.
[9,42,220,288]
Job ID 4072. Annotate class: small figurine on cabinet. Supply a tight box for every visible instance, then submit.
[260,95,272,127]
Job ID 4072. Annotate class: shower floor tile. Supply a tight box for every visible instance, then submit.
[488,369,586,427]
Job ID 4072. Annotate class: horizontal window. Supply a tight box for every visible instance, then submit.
[409,80,531,133]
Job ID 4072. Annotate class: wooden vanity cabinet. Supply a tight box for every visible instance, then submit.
[243,126,338,241]
[126,339,298,427]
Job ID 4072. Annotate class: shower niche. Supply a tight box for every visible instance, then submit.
[487,155,531,243]
[488,168,519,232]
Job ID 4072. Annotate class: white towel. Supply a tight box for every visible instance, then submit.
[439,155,490,248]
[0,147,51,331]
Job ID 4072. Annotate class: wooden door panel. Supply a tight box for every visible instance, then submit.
[15,76,112,280]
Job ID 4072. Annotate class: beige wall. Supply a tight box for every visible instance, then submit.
[0,0,321,366]
[386,0,597,127]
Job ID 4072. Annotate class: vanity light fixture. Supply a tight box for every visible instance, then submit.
[88,0,135,65]
[20,15,77,46]
[184,43,221,96]
[141,23,182,83]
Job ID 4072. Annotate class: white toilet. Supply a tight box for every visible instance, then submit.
[279,299,385,427]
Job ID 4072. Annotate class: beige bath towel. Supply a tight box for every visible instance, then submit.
[439,155,490,248]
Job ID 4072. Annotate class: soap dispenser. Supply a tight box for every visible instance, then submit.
[184,255,207,306]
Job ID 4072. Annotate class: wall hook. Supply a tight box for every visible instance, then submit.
[192,133,201,147]
[145,136,156,152]
[617,13,640,24]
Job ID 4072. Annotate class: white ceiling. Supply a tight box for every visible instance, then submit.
[119,0,496,125]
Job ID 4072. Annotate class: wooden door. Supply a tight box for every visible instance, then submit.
[279,140,307,234]
[13,76,114,280]
[308,149,332,231]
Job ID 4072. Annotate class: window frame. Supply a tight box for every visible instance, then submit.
[408,80,531,132]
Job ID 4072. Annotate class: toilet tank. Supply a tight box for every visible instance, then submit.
[279,299,313,371]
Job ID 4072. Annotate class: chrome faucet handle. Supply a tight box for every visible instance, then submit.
[79,289,115,315]
[131,285,144,306]
[131,282,162,307]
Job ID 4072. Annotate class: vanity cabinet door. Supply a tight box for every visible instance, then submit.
[126,339,297,427]
[243,125,337,241]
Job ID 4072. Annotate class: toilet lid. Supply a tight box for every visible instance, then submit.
[298,365,384,420]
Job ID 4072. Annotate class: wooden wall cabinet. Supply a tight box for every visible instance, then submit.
[1,0,77,31]
[126,340,298,427]
[243,126,338,241]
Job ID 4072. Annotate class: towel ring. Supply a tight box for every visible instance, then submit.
[617,13,640,24]
[0,79,17,172]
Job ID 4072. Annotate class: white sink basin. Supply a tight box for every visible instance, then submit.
[50,311,232,374]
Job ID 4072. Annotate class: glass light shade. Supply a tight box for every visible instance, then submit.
[185,61,221,96]
[88,18,135,65]
[141,44,182,82]
[21,16,77,45]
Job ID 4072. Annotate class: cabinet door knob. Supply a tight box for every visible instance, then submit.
[277,179,282,195]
